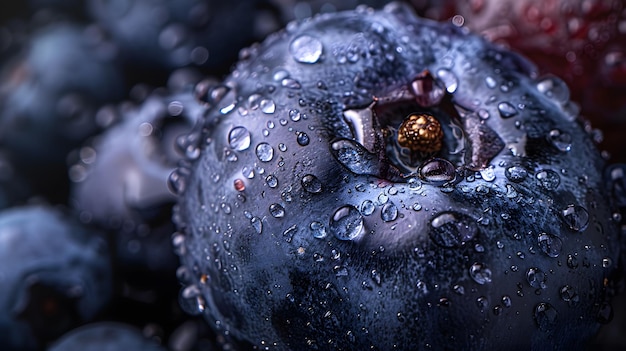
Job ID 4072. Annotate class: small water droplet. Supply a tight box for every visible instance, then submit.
[436,68,458,93]
[497,102,517,118]
[296,132,310,146]
[430,212,478,248]
[302,174,322,193]
[371,270,382,286]
[476,296,489,310]
[559,285,579,306]
[420,158,456,184]
[360,200,375,216]
[502,295,512,308]
[256,143,274,162]
[534,303,558,331]
[290,35,323,64]
[547,129,572,152]
[560,205,589,232]
[505,166,528,182]
[330,205,364,241]
[260,99,276,114]
[251,216,263,233]
[485,76,497,89]
[265,175,278,188]
[269,203,285,218]
[537,233,563,258]
[536,169,560,191]
[228,126,251,151]
[381,202,398,222]
[526,267,547,289]
[469,262,492,285]
[536,75,570,104]
[310,221,327,239]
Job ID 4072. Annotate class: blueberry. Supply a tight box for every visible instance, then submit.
[70,81,205,275]
[0,23,125,201]
[87,0,263,72]
[0,205,111,350]
[173,4,620,350]
[48,322,165,351]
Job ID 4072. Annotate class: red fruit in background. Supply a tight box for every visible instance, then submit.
[413,0,626,162]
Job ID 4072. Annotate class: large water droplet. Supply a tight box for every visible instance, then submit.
[420,158,455,184]
[269,203,285,218]
[430,212,478,248]
[228,126,251,151]
[537,233,563,258]
[381,202,398,222]
[260,99,276,114]
[290,35,323,64]
[536,169,560,191]
[330,205,364,241]
[469,263,492,285]
[265,175,278,188]
[256,143,274,162]
[497,102,517,118]
[301,174,322,193]
[534,303,558,331]
[561,205,589,232]
[526,267,547,289]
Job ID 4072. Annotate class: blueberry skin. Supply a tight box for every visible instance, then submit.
[70,87,205,274]
[0,205,112,350]
[0,23,125,176]
[173,4,621,350]
[47,322,166,351]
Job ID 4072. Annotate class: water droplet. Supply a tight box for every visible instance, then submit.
[534,303,558,331]
[290,35,323,64]
[502,295,512,308]
[505,166,528,182]
[371,270,382,286]
[479,166,496,182]
[408,177,422,190]
[485,76,497,89]
[282,78,301,89]
[436,68,458,93]
[301,174,322,193]
[430,212,478,248]
[269,203,285,218]
[283,224,298,243]
[559,285,579,306]
[476,296,489,310]
[265,175,278,188]
[260,99,276,114]
[566,254,579,269]
[251,216,263,233]
[310,221,327,239]
[381,202,398,222]
[296,132,310,146]
[179,285,205,316]
[537,233,563,258]
[602,257,612,268]
[420,158,455,184]
[536,76,570,104]
[526,267,547,289]
[330,205,364,241]
[256,143,274,162]
[536,169,560,191]
[168,168,187,195]
[547,129,572,152]
[497,102,517,118]
[234,179,245,191]
[228,126,251,151]
[558,205,589,232]
[360,200,375,216]
[469,263,492,285]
